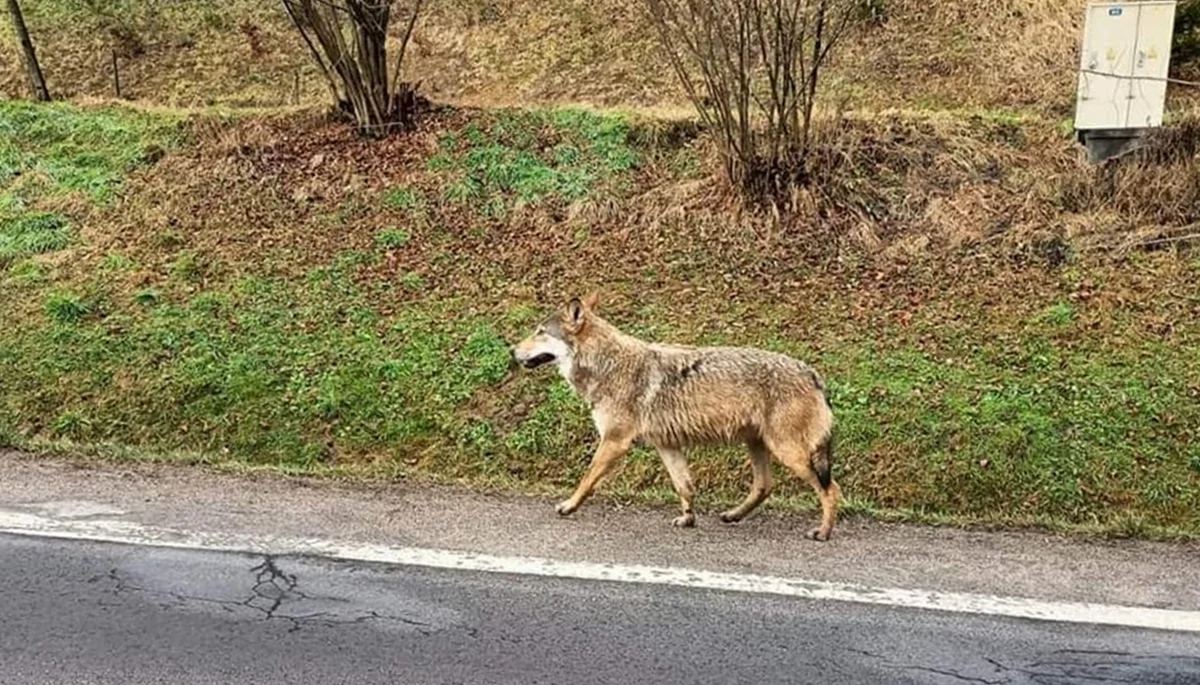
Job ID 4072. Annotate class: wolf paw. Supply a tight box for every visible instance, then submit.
[672,513,696,528]
[718,511,742,524]
[806,527,831,542]
[555,500,578,517]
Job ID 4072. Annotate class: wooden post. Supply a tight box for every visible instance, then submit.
[6,0,51,101]
[111,47,122,99]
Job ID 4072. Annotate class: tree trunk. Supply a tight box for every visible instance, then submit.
[6,0,51,101]
[282,0,424,136]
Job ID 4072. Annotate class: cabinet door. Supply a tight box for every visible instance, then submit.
[1075,4,1139,130]
[1127,2,1176,128]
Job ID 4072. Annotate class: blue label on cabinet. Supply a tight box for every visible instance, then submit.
[1108,7,1122,15]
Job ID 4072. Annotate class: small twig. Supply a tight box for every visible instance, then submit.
[389,0,423,101]
[1135,232,1200,248]
[1078,223,1200,253]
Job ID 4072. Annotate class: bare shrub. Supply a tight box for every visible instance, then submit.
[282,0,425,136]
[644,0,861,200]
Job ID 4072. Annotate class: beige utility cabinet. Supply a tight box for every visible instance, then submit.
[1074,2,1177,160]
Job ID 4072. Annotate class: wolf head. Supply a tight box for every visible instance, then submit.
[511,292,600,371]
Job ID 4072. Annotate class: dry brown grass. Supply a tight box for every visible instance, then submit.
[21,92,1196,321]
[587,109,1078,267]
[830,1,1074,111]
[1057,116,1200,254]
[588,108,1200,271]
[5,0,1182,116]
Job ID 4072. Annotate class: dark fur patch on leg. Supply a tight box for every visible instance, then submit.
[812,431,833,490]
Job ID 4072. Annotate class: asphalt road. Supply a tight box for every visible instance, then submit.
[4,534,1200,685]
[5,455,1200,612]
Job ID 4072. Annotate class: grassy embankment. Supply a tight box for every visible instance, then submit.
[2,0,1198,538]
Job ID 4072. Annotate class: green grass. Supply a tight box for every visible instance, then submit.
[819,341,1200,527]
[2,248,1197,537]
[44,291,95,323]
[0,101,1197,540]
[1,258,513,466]
[382,186,426,213]
[0,100,182,266]
[0,100,181,203]
[0,213,71,265]
[429,108,640,209]
[375,228,412,249]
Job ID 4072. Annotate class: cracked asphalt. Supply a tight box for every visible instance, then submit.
[3,455,1199,611]
[3,454,1200,683]
[4,534,1200,684]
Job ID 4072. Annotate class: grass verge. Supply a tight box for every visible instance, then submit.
[1,100,1198,541]
[0,99,182,265]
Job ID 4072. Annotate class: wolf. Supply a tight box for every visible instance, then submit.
[510,292,841,541]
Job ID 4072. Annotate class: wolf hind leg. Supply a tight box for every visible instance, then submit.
[657,447,696,527]
[764,434,840,542]
[719,439,773,523]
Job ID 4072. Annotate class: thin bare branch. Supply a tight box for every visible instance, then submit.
[389,0,423,103]
[643,0,860,198]
[282,0,423,135]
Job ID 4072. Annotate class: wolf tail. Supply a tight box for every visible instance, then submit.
[811,429,834,491]
[805,370,834,490]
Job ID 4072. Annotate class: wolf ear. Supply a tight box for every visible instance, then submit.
[582,290,600,312]
[566,297,585,328]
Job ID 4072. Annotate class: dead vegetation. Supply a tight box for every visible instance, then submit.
[1057,116,1200,254]
[9,0,1192,114]
[54,102,1196,308]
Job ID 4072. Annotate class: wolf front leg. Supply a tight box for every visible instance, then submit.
[555,434,634,517]
[656,447,696,527]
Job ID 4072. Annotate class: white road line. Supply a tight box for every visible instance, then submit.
[1,510,1198,634]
